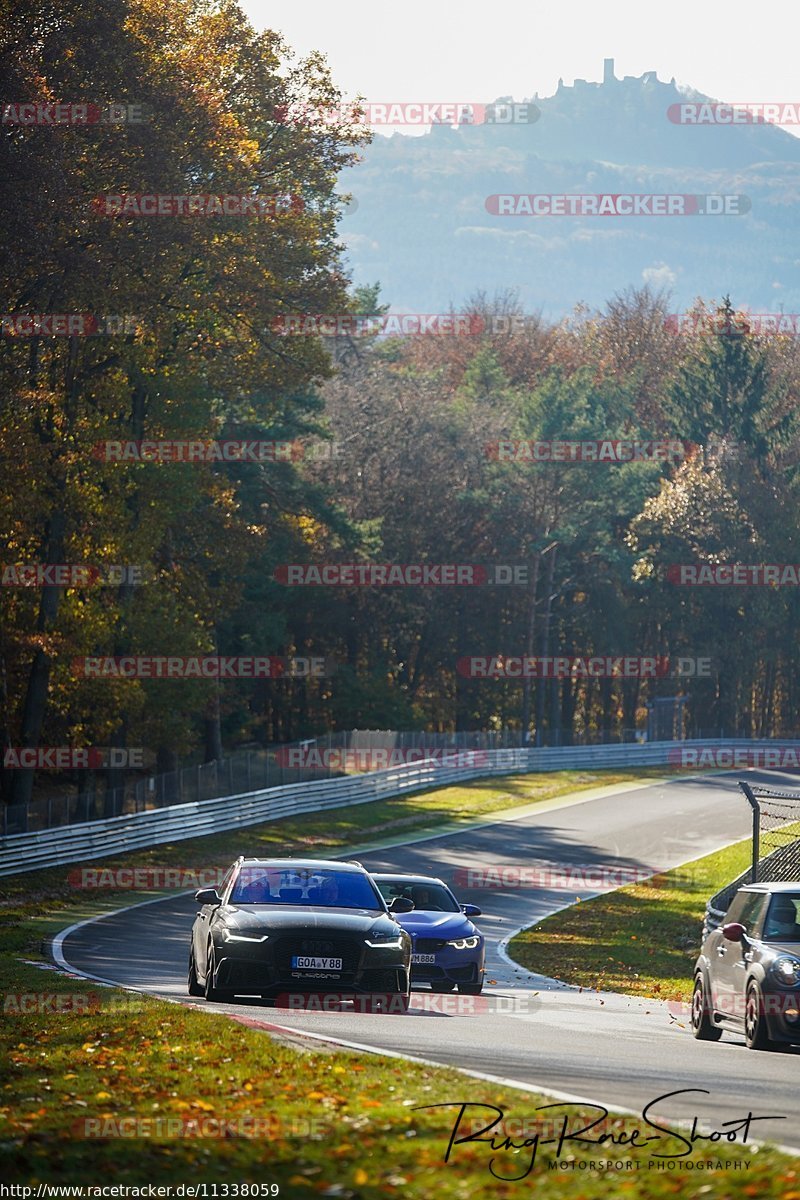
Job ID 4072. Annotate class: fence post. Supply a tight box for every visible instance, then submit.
[739,781,760,882]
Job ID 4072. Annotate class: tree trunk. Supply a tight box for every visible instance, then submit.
[520,552,541,740]
[9,508,66,813]
[535,546,557,742]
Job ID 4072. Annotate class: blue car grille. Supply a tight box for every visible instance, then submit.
[414,937,448,954]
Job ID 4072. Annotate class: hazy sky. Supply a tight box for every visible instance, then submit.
[241,0,799,115]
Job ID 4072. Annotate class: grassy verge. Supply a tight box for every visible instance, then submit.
[1,944,796,1195]
[507,839,754,1002]
[1,769,796,1194]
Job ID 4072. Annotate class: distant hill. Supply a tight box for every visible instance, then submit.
[338,61,800,317]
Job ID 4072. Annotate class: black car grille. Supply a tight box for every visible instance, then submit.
[414,937,448,954]
[272,935,362,973]
[299,939,336,957]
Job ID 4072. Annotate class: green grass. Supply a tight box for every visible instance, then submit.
[507,839,755,1002]
[0,951,796,1195]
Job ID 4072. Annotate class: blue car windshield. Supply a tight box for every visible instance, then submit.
[230,867,382,909]
[375,879,460,913]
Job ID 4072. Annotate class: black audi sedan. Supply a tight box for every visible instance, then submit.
[188,857,413,1009]
[692,881,800,1049]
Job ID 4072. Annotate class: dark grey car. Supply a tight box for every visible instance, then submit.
[189,857,412,1009]
[692,882,800,1049]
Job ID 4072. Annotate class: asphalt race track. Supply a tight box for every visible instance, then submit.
[56,770,800,1152]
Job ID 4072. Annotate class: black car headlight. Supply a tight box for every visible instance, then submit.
[771,956,800,986]
[222,929,269,943]
[364,932,405,948]
[447,935,480,950]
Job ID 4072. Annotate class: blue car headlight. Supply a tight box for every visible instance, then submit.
[771,956,800,987]
[447,935,481,950]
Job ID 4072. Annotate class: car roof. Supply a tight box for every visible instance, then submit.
[739,881,800,893]
[235,858,368,873]
[371,872,448,887]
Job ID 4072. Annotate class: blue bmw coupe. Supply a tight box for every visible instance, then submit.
[371,873,485,994]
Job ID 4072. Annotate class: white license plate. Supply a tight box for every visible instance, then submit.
[411,953,436,964]
[292,956,343,970]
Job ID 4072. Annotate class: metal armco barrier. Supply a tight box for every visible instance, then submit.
[2,738,798,877]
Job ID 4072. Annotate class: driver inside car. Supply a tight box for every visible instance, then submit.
[764,896,800,939]
[413,887,442,910]
[318,876,339,905]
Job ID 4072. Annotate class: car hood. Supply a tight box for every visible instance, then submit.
[760,940,800,956]
[222,906,395,935]
[393,912,479,938]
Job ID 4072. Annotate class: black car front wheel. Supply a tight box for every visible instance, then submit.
[188,948,204,997]
[691,974,721,1041]
[745,981,773,1050]
[204,944,235,1003]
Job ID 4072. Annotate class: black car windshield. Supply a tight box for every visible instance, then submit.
[762,893,800,942]
[230,867,382,909]
[375,879,460,913]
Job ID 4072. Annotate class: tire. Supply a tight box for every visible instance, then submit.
[745,981,773,1050]
[691,974,722,1041]
[458,982,483,996]
[430,981,455,993]
[187,948,204,997]
[204,944,234,1003]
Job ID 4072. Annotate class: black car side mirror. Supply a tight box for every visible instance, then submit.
[195,888,222,906]
[389,896,414,913]
[722,921,746,942]
[461,903,482,917]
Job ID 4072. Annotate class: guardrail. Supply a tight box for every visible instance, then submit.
[4,738,798,878]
